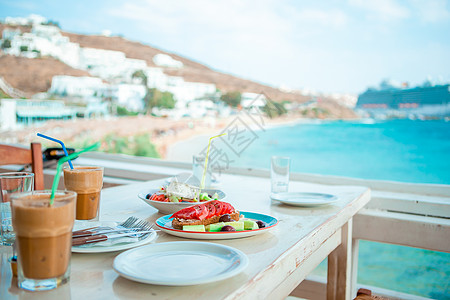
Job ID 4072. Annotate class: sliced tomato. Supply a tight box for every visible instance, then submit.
[171,204,208,220]
[204,202,216,218]
[150,194,168,202]
[170,206,197,219]
[170,201,234,220]
[193,204,209,220]
[211,200,224,216]
[222,202,235,214]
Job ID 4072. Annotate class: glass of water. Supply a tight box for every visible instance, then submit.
[270,156,290,194]
[0,172,34,246]
[192,155,212,188]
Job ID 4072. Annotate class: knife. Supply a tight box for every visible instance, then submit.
[72,230,154,246]
[72,227,146,238]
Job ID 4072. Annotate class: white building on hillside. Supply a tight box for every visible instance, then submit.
[164,77,216,108]
[79,47,126,70]
[79,48,149,82]
[94,57,148,82]
[32,24,61,39]
[153,53,183,68]
[2,28,21,40]
[4,14,47,26]
[144,67,169,88]
[49,76,106,98]
[187,100,215,118]
[241,92,267,108]
[2,24,81,67]
[112,84,146,112]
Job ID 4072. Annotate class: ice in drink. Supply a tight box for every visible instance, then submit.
[11,190,76,291]
[63,166,103,220]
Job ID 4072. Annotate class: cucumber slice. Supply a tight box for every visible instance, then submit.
[224,221,244,231]
[205,222,225,232]
[182,225,205,232]
[243,220,259,230]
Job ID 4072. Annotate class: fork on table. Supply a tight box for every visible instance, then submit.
[72,218,153,246]
[72,216,138,238]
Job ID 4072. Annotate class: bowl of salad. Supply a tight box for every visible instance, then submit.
[138,187,227,214]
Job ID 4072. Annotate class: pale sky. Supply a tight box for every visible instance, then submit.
[1,0,450,94]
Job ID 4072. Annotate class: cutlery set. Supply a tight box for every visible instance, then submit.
[72,217,154,246]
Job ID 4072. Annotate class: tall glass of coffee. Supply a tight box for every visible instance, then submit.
[63,166,104,220]
[11,190,76,291]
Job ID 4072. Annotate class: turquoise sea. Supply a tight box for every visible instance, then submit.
[236,119,450,299]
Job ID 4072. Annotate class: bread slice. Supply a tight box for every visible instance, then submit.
[172,211,240,230]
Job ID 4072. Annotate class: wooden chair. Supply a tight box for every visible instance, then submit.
[0,143,44,190]
[354,288,390,300]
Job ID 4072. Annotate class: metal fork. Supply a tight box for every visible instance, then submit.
[72,219,154,246]
[72,216,139,238]
[132,220,154,240]
[119,216,139,229]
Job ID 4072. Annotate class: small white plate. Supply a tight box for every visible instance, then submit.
[138,188,226,214]
[271,192,339,207]
[113,241,248,285]
[71,221,157,253]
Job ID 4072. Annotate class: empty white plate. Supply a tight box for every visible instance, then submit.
[271,192,338,207]
[113,241,248,285]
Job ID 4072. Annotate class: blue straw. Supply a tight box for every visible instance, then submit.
[37,133,74,169]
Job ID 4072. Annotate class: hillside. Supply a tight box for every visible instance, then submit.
[62,32,311,103]
[0,55,90,96]
[0,23,357,118]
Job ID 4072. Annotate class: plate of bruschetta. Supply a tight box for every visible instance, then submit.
[154,200,278,240]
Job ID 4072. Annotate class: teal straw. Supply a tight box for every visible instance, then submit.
[50,142,100,205]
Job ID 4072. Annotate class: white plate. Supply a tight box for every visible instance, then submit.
[113,241,248,285]
[155,211,278,240]
[71,221,157,253]
[271,192,339,207]
[138,188,226,214]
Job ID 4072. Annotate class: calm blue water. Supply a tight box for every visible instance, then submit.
[235,119,450,298]
[237,119,450,184]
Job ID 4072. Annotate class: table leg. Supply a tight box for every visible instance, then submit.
[327,219,353,300]
[351,238,360,298]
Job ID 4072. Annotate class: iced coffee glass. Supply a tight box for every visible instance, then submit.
[11,190,76,291]
[63,166,104,220]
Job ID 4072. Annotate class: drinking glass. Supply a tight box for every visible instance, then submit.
[270,156,290,194]
[11,190,76,291]
[192,155,212,188]
[63,166,104,221]
[0,172,34,246]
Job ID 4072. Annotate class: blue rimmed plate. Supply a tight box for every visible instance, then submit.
[155,211,278,240]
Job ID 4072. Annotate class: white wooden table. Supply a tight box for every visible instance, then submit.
[1,174,370,300]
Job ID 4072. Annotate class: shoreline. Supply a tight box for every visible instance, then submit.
[0,113,360,162]
[164,115,364,162]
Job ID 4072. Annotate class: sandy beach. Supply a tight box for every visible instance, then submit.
[165,114,310,162]
[0,112,332,162]
[0,115,234,159]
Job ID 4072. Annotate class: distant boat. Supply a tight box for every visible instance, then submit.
[356,81,450,118]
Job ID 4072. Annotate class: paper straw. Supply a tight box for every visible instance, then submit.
[37,133,74,169]
[50,142,100,205]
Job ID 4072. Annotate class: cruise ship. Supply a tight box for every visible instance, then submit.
[356,80,450,118]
